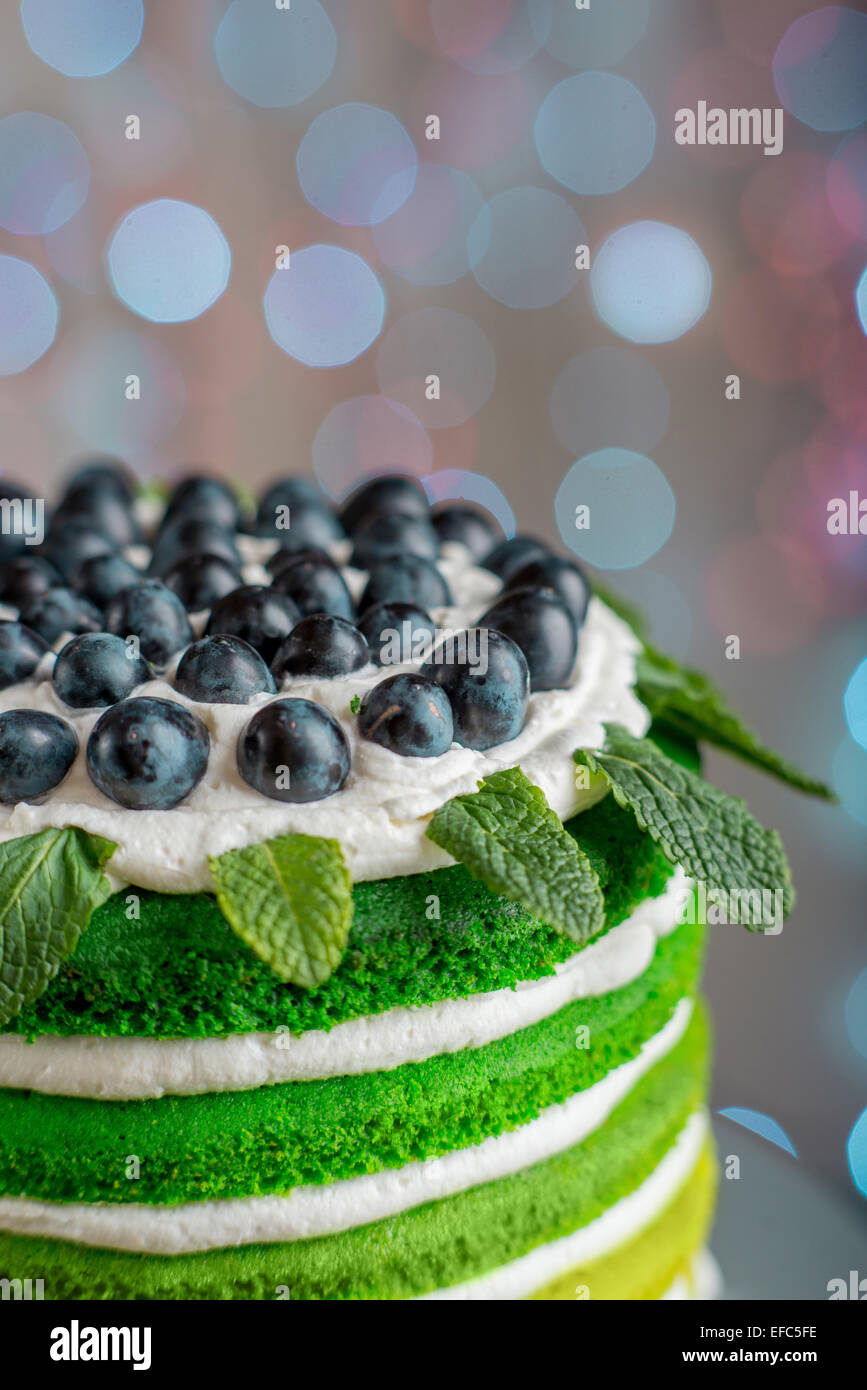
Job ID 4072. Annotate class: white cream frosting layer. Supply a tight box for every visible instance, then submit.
[0,868,689,1098]
[0,548,649,889]
[0,1002,694,1253]
[421,1108,708,1300]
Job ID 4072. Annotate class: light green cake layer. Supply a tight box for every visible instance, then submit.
[0,1008,708,1299]
[0,918,703,1205]
[530,1140,716,1300]
[7,797,672,1040]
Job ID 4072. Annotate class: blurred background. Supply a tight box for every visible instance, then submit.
[0,0,864,1236]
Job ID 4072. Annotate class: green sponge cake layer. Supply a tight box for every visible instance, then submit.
[530,1141,716,1301]
[0,1011,708,1300]
[8,799,672,1040]
[0,918,702,1205]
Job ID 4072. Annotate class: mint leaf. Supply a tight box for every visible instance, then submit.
[0,827,116,1027]
[426,767,605,945]
[575,727,795,931]
[209,833,353,990]
[349,694,361,715]
[636,644,834,800]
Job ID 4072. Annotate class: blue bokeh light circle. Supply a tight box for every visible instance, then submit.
[590,221,712,344]
[264,244,385,368]
[372,165,485,286]
[555,447,676,570]
[375,307,496,428]
[843,655,867,750]
[543,0,650,68]
[0,112,90,236]
[430,0,552,75]
[57,328,185,452]
[856,266,867,338]
[0,255,58,375]
[297,103,418,227]
[107,199,231,323]
[848,1107,867,1197]
[20,0,143,78]
[468,186,586,310]
[773,6,867,133]
[832,735,867,827]
[535,72,656,195]
[549,345,670,457]
[215,0,336,109]
[423,468,516,538]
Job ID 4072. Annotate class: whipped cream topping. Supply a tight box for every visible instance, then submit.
[0,538,649,889]
[0,1003,694,1253]
[0,869,689,1098]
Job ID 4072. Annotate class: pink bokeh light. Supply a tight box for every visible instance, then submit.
[722,268,841,384]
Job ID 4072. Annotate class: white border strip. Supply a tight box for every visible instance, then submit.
[0,1003,693,1254]
[0,870,689,1099]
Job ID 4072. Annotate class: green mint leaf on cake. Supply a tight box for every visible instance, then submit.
[349,694,361,715]
[209,833,353,990]
[636,644,834,800]
[575,727,795,931]
[426,767,605,946]
[0,827,116,1027]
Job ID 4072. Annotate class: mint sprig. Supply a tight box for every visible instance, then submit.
[575,727,795,931]
[0,827,116,1027]
[426,767,605,945]
[636,644,834,800]
[209,833,353,990]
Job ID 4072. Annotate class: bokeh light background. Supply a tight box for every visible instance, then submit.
[0,0,864,1215]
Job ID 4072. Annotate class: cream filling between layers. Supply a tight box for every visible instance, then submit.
[420,1108,709,1301]
[0,583,649,889]
[0,868,689,1098]
[0,1001,694,1253]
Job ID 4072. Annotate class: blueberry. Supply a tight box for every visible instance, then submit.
[40,521,117,582]
[506,555,591,629]
[53,632,153,708]
[72,552,142,608]
[104,580,193,667]
[86,696,210,809]
[350,512,439,568]
[480,535,549,585]
[174,634,277,704]
[0,621,50,689]
[432,505,498,560]
[358,556,452,613]
[271,615,370,680]
[18,588,104,645]
[478,587,578,691]
[0,710,78,803]
[358,601,437,666]
[165,475,240,531]
[0,555,62,606]
[271,558,354,620]
[266,544,335,578]
[0,479,34,562]
[53,490,141,548]
[359,674,453,758]
[64,457,135,505]
[258,476,329,517]
[341,475,429,535]
[163,553,242,611]
[149,517,241,577]
[238,698,350,802]
[206,585,300,665]
[422,629,529,750]
[253,494,344,545]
